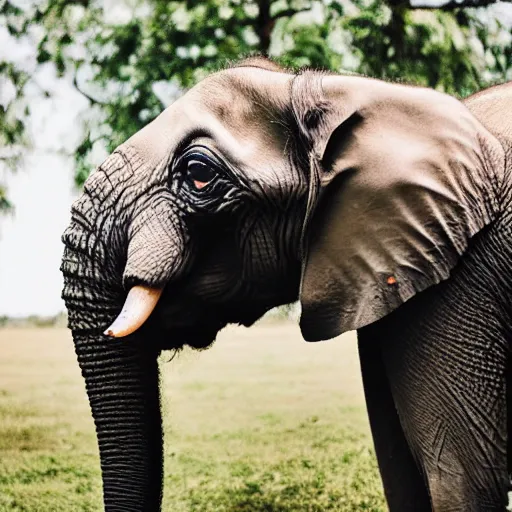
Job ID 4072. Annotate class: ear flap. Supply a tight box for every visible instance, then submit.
[299,77,504,341]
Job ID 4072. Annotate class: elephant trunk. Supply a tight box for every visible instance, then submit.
[74,330,163,511]
[62,242,165,510]
[61,242,165,509]
[61,147,190,510]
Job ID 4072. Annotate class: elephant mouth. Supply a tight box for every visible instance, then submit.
[103,285,225,351]
[103,283,275,347]
[104,255,300,341]
[157,324,223,351]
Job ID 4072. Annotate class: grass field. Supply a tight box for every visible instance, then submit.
[0,322,386,511]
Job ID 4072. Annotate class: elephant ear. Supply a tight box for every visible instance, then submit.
[299,77,504,341]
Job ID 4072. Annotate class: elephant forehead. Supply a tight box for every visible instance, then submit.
[199,69,291,119]
[193,71,294,152]
[126,70,296,185]
[126,70,298,188]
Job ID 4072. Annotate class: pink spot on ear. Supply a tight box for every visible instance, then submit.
[387,276,397,285]
[194,180,208,189]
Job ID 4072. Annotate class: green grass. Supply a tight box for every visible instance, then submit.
[0,324,386,511]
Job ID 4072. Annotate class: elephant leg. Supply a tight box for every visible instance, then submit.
[372,275,509,512]
[358,331,431,511]
[73,332,163,511]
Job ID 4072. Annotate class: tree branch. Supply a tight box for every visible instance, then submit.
[273,7,312,20]
[73,73,107,106]
[256,0,272,54]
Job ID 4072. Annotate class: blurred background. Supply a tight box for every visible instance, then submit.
[1,1,512,510]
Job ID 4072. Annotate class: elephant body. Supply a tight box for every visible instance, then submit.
[359,197,512,510]
[358,83,512,511]
[61,60,512,511]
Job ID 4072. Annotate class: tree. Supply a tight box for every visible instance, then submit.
[1,0,511,198]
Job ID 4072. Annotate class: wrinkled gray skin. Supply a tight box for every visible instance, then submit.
[359,84,512,512]
[61,58,512,511]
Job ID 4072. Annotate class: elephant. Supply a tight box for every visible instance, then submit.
[61,57,512,511]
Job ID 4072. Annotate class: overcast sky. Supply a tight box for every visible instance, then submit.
[0,30,88,316]
[0,154,76,316]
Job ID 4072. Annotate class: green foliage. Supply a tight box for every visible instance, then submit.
[345,2,511,96]
[0,0,511,192]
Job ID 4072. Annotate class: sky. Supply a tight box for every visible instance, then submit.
[0,29,88,316]
[0,154,76,316]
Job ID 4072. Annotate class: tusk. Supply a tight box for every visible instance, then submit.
[104,285,163,338]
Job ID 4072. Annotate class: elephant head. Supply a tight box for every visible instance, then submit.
[61,58,506,509]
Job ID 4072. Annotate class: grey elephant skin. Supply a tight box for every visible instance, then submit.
[61,58,512,511]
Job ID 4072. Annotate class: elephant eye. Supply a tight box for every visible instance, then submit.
[187,159,216,190]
